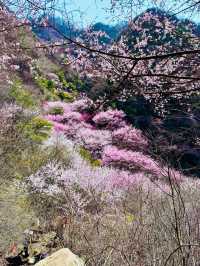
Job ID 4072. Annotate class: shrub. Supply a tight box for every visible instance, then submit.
[56,91,76,102]
[102,145,161,176]
[56,70,82,93]
[48,106,64,115]
[77,128,112,155]
[79,147,101,167]
[44,114,64,123]
[28,135,165,194]
[112,125,148,150]
[93,109,126,129]
[26,146,200,266]
[0,104,54,181]
[43,101,71,113]
[35,76,58,100]
[19,116,52,143]
[24,132,200,265]
[71,98,94,113]
[53,122,69,133]
[56,70,68,86]
[9,80,37,108]
[36,76,55,92]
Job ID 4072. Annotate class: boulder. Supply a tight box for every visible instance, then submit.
[35,248,84,266]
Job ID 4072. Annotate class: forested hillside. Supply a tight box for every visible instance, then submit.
[0,2,200,265]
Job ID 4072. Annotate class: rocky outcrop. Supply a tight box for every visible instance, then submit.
[35,248,84,266]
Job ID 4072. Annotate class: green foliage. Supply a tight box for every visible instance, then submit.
[35,72,79,102]
[1,124,66,183]
[49,106,64,115]
[72,76,87,92]
[35,75,58,101]
[56,70,68,87]
[0,113,49,181]
[36,76,55,92]
[125,212,135,224]
[56,91,76,102]
[57,70,85,92]
[19,117,52,143]
[110,101,117,109]
[34,70,82,102]
[67,81,77,91]
[9,80,37,108]
[79,147,101,167]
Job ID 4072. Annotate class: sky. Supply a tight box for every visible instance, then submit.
[66,0,112,26]
[65,0,200,26]
[8,0,200,26]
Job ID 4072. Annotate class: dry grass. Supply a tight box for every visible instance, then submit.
[26,175,200,266]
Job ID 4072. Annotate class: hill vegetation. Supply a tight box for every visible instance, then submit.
[0,4,200,265]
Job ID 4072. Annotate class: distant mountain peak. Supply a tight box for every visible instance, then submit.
[119,7,199,55]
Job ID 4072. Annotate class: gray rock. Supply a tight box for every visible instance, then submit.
[35,248,84,266]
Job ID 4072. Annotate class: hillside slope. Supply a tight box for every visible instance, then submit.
[120,8,200,54]
[0,6,200,265]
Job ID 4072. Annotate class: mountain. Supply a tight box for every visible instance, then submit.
[91,22,127,42]
[119,8,200,55]
[112,9,200,177]
[32,16,82,41]
[32,16,126,43]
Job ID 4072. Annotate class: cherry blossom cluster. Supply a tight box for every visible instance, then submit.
[112,125,148,150]
[92,109,126,129]
[44,9,200,116]
[28,133,193,203]
[43,98,184,185]
[0,6,34,76]
[29,135,171,196]
[102,145,161,176]
[77,128,112,155]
